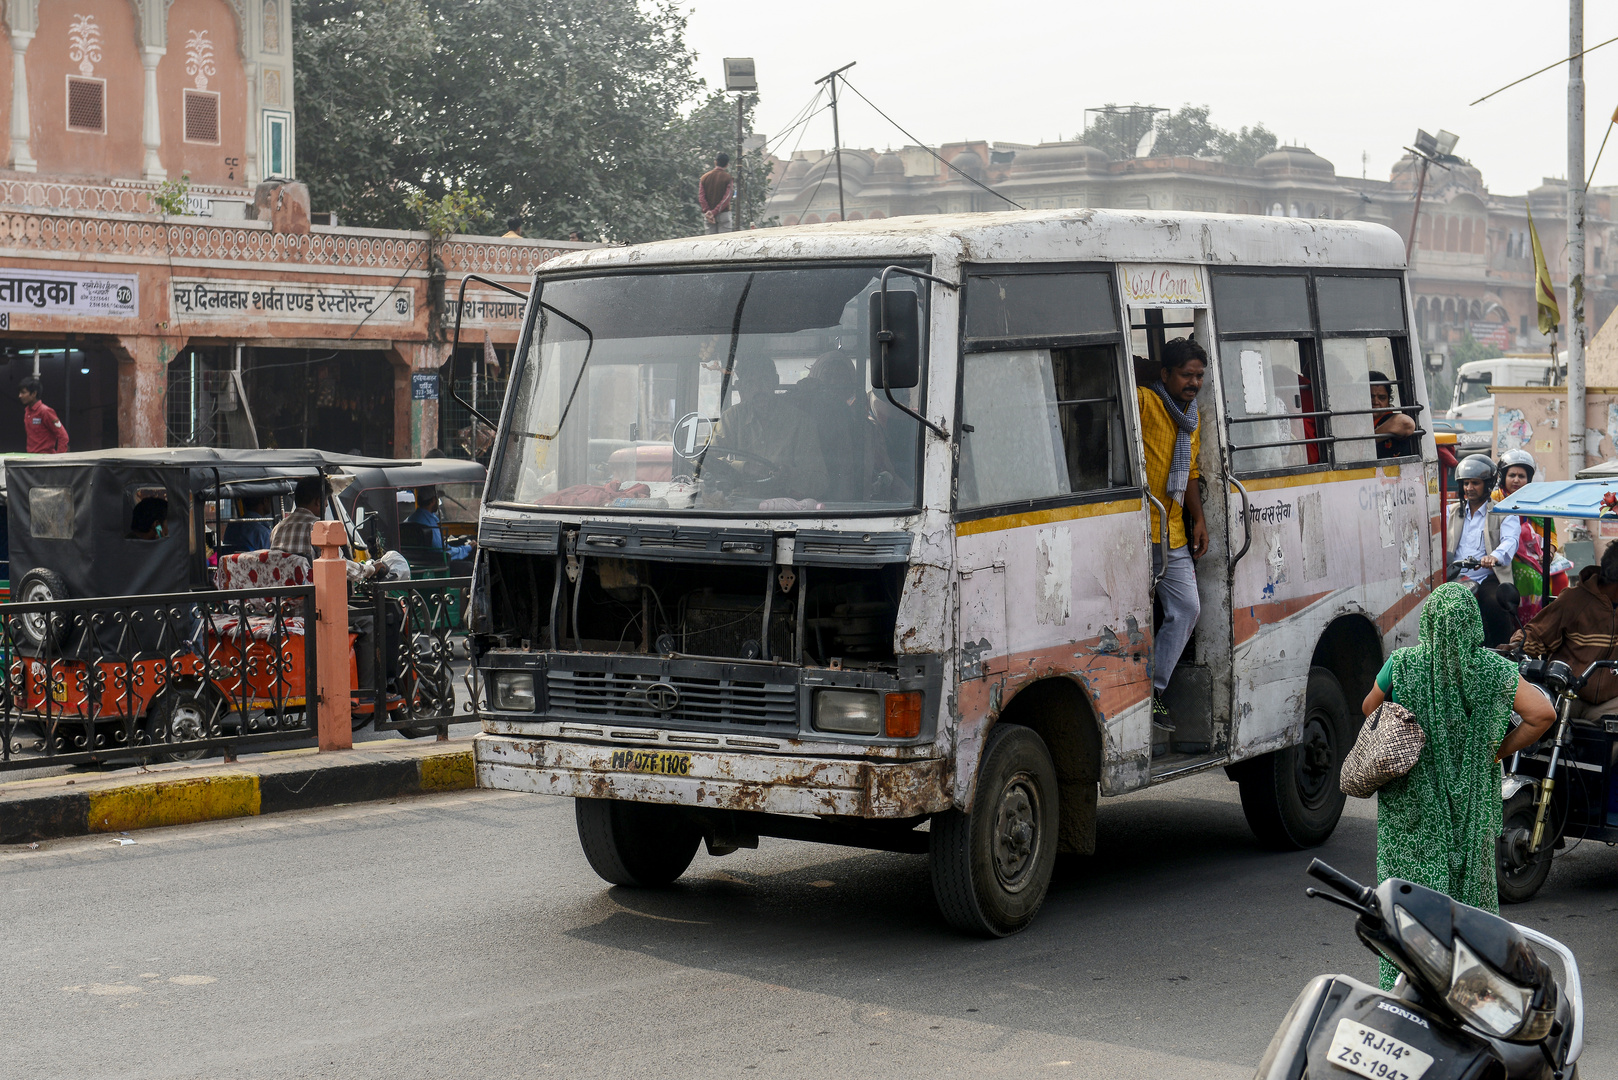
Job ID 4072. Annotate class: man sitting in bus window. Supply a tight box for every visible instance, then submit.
[1137,338,1209,728]
[1370,370,1416,458]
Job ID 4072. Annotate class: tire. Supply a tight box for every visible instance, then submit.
[143,686,222,763]
[1236,667,1352,850]
[574,798,700,888]
[12,568,70,652]
[1497,786,1555,903]
[930,723,1060,937]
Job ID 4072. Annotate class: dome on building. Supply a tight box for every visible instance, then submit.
[873,151,905,178]
[1256,145,1335,177]
[1013,142,1111,170]
[949,149,985,178]
[782,155,813,182]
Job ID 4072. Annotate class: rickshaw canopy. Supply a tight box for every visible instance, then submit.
[1490,478,1618,520]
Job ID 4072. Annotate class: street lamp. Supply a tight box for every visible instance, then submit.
[1405,128,1458,263]
[723,58,757,231]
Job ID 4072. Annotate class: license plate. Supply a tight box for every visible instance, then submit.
[608,749,693,777]
[1327,1018,1433,1080]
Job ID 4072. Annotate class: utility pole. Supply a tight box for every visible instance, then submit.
[1567,0,1587,480]
[723,59,757,232]
[816,62,855,222]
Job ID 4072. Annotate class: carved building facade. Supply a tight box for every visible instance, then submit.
[0,0,571,455]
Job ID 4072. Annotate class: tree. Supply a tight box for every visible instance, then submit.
[294,0,739,243]
[1080,103,1279,166]
[673,90,769,233]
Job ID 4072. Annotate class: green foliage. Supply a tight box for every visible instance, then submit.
[674,90,768,233]
[406,188,489,240]
[152,171,192,216]
[1450,332,1506,369]
[1083,104,1279,166]
[295,0,746,243]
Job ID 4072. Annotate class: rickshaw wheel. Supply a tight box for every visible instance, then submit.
[143,685,222,763]
[14,568,71,652]
[1498,787,1555,903]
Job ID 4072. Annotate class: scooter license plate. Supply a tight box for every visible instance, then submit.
[1327,1018,1433,1080]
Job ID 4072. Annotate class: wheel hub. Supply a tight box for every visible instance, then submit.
[992,775,1042,893]
[1295,712,1335,807]
[167,703,206,743]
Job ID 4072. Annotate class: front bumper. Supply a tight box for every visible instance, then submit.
[475,733,952,818]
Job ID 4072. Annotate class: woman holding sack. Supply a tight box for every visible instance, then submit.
[1493,448,1569,622]
[1356,583,1555,989]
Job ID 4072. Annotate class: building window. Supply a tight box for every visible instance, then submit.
[262,110,292,179]
[66,76,105,133]
[1520,314,1529,336]
[183,89,220,144]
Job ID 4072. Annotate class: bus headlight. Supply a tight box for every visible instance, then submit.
[813,689,881,735]
[492,672,536,711]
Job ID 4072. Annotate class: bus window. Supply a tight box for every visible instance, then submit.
[958,345,1132,509]
[1314,274,1414,464]
[1211,271,1321,473]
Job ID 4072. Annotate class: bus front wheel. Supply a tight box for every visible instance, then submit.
[575,798,700,888]
[1234,667,1351,850]
[930,723,1059,937]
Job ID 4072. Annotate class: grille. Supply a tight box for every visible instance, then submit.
[66,77,104,133]
[547,669,797,729]
[184,90,220,143]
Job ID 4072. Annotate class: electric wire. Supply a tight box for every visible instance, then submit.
[1470,33,1618,106]
[838,76,1024,210]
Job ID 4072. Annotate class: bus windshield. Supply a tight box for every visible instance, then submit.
[491,264,926,515]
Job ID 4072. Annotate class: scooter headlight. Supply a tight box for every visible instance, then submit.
[1394,905,1453,989]
[1447,938,1533,1039]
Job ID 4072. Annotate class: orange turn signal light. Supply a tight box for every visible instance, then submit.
[884,691,922,738]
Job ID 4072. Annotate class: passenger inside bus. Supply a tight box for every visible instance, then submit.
[790,351,910,504]
[1370,370,1416,458]
[707,352,829,500]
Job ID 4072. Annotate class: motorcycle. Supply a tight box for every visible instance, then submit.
[1256,860,1583,1080]
[1497,658,1618,903]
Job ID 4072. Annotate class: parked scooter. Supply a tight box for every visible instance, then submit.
[1256,860,1582,1080]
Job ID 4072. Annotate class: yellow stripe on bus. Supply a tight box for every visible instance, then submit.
[955,499,1139,537]
[1232,467,1381,493]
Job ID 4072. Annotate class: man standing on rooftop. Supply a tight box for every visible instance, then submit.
[698,152,735,234]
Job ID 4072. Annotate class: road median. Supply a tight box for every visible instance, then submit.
[0,738,477,844]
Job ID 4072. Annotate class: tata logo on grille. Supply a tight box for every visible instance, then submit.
[641,682,680,712]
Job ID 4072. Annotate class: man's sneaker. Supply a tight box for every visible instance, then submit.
[1151,692,1175,733]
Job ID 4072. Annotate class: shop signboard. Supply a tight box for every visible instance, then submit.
[444,293,526,327]
[411,373,439,400]
[1469,321,1512,349]
[170,278,414,324]
[0,268,139,318]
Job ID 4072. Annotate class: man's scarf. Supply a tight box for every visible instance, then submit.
[1151,381,1198,502]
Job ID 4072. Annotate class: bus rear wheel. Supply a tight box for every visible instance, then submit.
[575,798,700,887]
[1235,667,1351,850]
[930,723,1059,937]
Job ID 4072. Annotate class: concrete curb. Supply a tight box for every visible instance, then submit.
[0,739,477,844]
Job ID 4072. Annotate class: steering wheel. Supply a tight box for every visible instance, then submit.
[693,443,778,485]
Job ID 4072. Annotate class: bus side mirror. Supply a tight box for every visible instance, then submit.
[869,290,920,390]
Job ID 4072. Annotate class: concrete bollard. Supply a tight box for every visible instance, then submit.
[311,520,353,751]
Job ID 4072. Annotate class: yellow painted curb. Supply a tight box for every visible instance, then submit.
[419,750,476,792]
[86,774,262,833]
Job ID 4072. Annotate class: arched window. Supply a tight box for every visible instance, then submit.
[1447,217,1460,252]
[1420,215,1433,250]
[867,210,884,219]
[1443,298,1456,324]
[1270,203,1284,217]
[1304,202,1316,218]
[784,215,800,226]
[803,213,820,224]
[825,212,841,222]
[846,211,863,220]
[1474,222,1485,255]
[1460,217,1473,254]
[1470,300,1483,321]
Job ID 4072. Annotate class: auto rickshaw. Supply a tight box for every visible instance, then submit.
[1489,473,1618,901]
[1,448,473,761]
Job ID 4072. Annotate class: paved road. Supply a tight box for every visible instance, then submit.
[5,772,1614,1079]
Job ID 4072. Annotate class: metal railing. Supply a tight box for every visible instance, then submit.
[0,585,317,770]
[356,576,473,739]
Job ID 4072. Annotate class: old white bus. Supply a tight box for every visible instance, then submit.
[470,209,1436,936]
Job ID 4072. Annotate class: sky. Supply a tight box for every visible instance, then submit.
[682,0,1618,199]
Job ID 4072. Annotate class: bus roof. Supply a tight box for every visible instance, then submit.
[545,208,1408,276]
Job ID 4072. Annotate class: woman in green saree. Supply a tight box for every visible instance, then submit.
[1360,582,1556,989]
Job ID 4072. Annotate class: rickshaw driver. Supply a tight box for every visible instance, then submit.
[1514,543,1618,718]
[1137,337,1210,729]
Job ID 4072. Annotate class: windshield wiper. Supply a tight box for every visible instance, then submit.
[692,272,756,483]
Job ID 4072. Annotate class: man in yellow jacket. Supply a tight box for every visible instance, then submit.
[1136,338,1209,728]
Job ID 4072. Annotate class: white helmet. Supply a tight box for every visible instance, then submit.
[1497,448,1537,483]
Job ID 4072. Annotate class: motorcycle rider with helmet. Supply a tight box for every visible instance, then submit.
[1448,453,1521,646]
[1493,446,1567,621]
